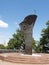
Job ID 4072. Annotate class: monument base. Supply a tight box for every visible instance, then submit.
[25,44,32,55]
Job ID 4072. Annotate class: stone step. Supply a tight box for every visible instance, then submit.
[3,56,49,64]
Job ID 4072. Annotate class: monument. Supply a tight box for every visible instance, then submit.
[19,14,37,54]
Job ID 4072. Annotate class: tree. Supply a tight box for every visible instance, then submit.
[7,39,16,49]
[32,38,35,48]
[0,44,5,49]
[7,29,41,52]
[32,39,41,53]
[40,21,49,53]
[7,29,24,49]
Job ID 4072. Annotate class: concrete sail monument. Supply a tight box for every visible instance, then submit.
[19,14,37,54]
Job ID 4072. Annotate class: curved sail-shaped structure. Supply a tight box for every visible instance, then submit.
[19,14,37,54]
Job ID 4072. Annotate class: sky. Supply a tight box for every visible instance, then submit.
[0,0,49,45]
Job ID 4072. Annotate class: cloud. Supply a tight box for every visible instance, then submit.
[15,22,19,28]
[0,20,8,28]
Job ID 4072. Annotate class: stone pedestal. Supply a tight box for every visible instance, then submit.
[19,14,37,54]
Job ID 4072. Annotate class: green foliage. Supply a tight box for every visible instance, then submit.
[7,29,24,49]
[7,39,16,49]
[7,21,49,53]
[40,21,49,53]
[32,39,41,53]
[0,44,5,49]
[32,38,37,50]
[46,20,49,26]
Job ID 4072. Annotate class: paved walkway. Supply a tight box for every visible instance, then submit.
[0,60,49,65]
[0,53,49,65]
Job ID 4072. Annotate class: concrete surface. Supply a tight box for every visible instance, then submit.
[0,52,49,65]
